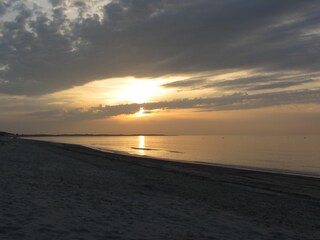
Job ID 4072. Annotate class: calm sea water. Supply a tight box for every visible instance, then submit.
[27,135,320,177]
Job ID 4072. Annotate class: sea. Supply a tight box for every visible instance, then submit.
[26,135,320,177]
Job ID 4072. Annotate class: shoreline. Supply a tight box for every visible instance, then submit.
[26,138,320,199]
[26,137,320,179]
[93,146,320,179]
[1,137,320,239]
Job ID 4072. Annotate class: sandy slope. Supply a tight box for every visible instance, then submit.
[0,137,320,239]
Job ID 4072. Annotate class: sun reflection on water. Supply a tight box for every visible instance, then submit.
[139,135,145,155]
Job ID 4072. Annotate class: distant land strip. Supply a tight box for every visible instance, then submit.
[19,134,169,137]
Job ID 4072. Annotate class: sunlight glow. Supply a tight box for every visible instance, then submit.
[136,107,145,117]
[117,80,160,104]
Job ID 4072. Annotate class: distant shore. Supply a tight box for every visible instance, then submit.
[19,133,168,137]
[1,137,320,239]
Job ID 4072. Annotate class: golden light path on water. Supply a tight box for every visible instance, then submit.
[139,136,145,155]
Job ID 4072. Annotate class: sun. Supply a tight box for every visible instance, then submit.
[117,80,160,104]
[136,107,145,117]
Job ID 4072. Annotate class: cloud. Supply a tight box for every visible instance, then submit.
[248,79,314,91]
[162,78,207,89]
[29,88,320,120]
[73,1,86,8]
[0,2,7,16]
[0,0,319,95]
[207,75,318,91]
[161,74,319,92]
[207,76,279,89]
[49,0,63,7]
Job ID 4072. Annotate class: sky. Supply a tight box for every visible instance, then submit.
[0,0,320,135]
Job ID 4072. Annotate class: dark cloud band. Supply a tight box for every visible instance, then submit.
[30,89,320,120]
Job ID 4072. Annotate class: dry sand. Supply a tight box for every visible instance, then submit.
[0,137,320,239]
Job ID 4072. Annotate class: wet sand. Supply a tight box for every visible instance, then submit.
[1,137,320,239]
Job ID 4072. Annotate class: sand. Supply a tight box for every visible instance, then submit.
[0,137,320,239]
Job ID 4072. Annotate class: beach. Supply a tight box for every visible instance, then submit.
[1,137,320,239]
